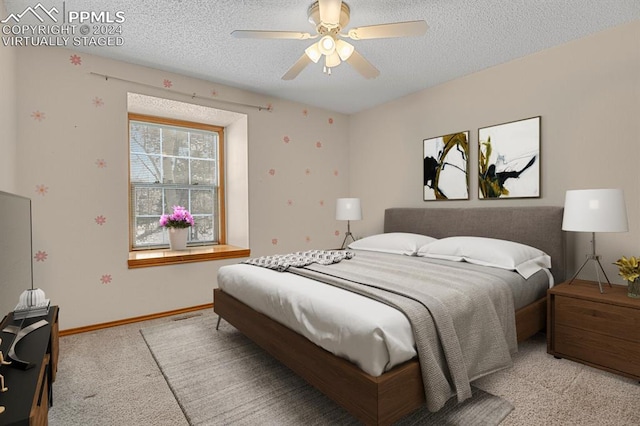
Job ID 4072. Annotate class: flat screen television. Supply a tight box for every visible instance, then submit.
[0,190,34,322]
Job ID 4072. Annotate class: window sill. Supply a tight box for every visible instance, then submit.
[128,245,250,269]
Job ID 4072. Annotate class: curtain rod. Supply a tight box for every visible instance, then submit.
[89,72,272,112]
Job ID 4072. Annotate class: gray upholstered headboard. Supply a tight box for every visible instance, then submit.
[384,207,566,283]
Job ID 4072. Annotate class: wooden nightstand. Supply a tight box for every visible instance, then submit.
[547,280,640,380]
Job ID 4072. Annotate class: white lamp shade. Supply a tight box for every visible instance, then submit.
[336,39,355,61]
[562,189,628,232]
[325,51,341,68]
[318,35,336,55]
[304,43,322,63]
[336,198,362,221]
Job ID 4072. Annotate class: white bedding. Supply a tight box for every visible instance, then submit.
[217,262,416,376]
[217,254,550,377]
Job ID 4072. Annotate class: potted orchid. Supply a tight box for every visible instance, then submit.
[160,205,194,250]
[159,205,194,229]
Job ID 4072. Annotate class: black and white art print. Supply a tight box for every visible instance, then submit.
[478,116,540,199]
[423,131,469,200]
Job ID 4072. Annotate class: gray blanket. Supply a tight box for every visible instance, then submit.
[289,251,517,412]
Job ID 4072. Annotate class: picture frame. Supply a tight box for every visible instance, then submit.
[423,131,469,200]
[478,116,540,199]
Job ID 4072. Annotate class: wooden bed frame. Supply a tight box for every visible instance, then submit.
[214,206,565,425]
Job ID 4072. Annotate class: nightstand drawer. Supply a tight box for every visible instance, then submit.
[554,324,640,377]
[554,295,640,343]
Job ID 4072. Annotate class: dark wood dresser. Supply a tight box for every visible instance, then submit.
[0,307,59,426]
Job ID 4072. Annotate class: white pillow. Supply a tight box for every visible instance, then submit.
[416,236,551,279]
[348,232,437,256]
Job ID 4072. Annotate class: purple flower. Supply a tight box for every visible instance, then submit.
[159,205,194,228]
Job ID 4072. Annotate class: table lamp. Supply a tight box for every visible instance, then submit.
[562,188,628,293]
[336,198,362,249]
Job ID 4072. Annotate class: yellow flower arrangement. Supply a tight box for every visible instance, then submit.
[615,256,640,298]
[613,256,640,282]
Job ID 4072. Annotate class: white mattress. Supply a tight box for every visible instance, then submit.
[217,256,550,377]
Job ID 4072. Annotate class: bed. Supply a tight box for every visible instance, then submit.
[213,206,565,425]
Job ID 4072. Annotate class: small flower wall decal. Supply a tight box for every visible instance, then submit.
[95,159,107,168]
[92,97,104,107]
[35,184,48,196]
[333,169,339,176]
[328,118,334,125]
[271,238,278,245]
[334,230,340,237]
[163,79,173,88]
[31,111,45,121]
[34,251,48,262]
[316,141,323,148]
[95,215,107,226]
[268,169,276,176]
[319,200,325,206]
[305,236,312,243]
[100,274,112,284]
[283,136,290,144]
[305,169,311,175]
[211,89,218,96]
[266,103,273,112]
[287,199,293,206]
[70,54,82,65]
[302,109,308,117]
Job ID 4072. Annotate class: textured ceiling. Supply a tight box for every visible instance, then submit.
[5,0,640,114]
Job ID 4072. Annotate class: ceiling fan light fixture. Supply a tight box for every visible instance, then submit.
[325,51,341,68]
[305,43,322,63]
[318,35,336,55]
[234,1,427,81]
[335,39,354,61]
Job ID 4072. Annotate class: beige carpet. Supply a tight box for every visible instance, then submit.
[474,334,640,425]
[140,314,513,425]
[48,309,640,425]
[48,315,189,426]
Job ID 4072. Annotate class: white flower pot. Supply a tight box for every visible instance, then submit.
[168,227,188,251]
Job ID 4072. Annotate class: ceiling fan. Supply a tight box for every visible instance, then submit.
[231,0,428,80]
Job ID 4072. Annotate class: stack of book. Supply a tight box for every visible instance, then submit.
[13,299,50,320]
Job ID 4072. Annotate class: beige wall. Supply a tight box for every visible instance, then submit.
[349,20,640,284]
[14,47,349,329]
[0,0,17,193]
[9,19,639,328]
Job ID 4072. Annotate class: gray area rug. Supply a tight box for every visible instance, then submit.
[140,314,513,425]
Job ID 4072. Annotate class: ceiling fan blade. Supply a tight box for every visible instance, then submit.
[232,30,313,40]
[282,54,313,80]
[345,50,379,79]
[319,0,342,25]
[347,20,428,40]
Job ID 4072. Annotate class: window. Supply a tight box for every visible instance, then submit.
[129,113,225,250]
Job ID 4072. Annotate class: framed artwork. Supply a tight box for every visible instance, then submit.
[478,116,540,199]
[423,131,469,200]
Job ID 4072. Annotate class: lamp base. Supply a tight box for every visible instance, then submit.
[340,231,355,250]
[568,254,612,293]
